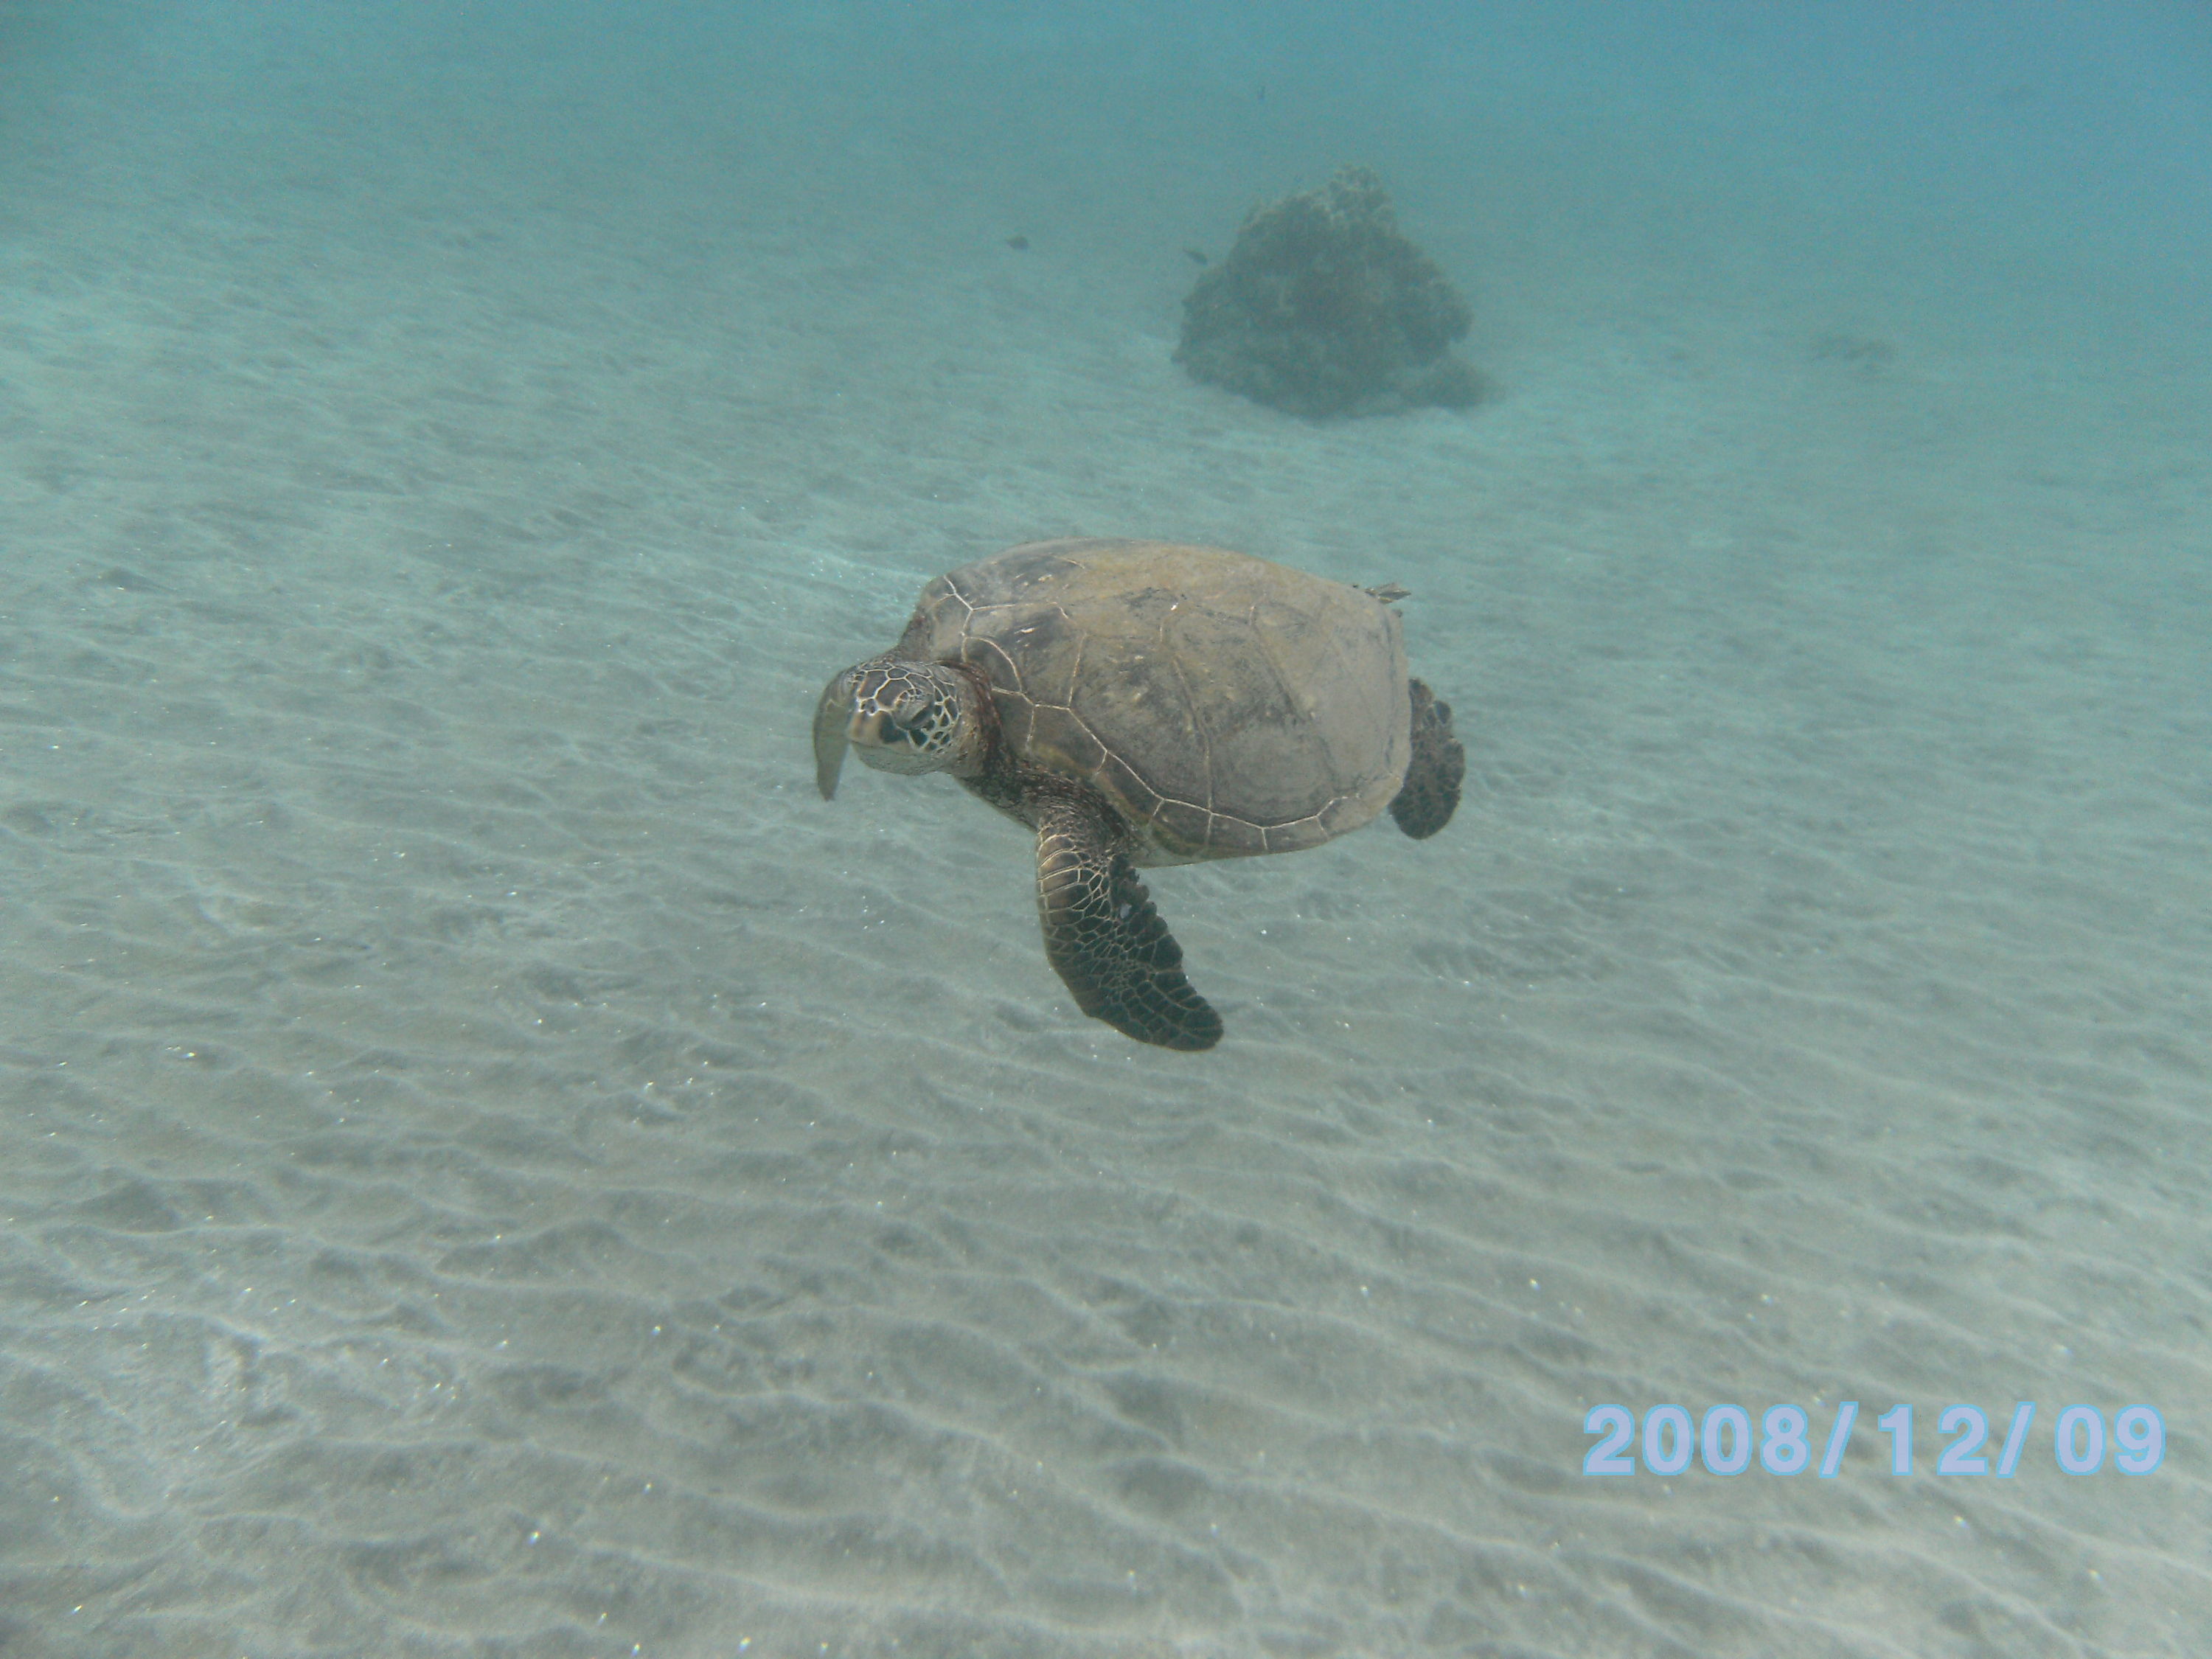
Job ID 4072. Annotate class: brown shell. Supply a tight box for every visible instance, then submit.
[897,538,1411,863]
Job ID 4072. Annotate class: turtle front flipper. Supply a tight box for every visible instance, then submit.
[1031,785,1222,1051]
[1388,677,1465,839]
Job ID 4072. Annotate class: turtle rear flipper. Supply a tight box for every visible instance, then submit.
[1032,786,1222,1051]
[1389,677,1464,839]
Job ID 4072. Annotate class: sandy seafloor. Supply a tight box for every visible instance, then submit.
[2,3,2209,1655]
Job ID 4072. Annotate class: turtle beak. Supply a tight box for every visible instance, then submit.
[812,668,860,799]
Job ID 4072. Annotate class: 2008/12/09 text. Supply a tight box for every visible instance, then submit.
[1582,1402,2165,1477]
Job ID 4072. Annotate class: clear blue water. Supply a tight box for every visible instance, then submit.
[2,4,2206,1654]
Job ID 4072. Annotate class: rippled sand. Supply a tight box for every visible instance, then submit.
[2,10,2208,1656]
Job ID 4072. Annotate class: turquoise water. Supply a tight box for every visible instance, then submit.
[2,4,2206,1653]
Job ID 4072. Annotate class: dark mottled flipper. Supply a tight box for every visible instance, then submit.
[1032,787,1222,1051]
[1389,678,1465,839]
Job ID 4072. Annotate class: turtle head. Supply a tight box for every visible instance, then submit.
[813,656,991,799]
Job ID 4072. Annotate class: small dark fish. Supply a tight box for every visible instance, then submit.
[1183,247,1208,265]
[1256,83,1267,103]
[1006,234,1029,251]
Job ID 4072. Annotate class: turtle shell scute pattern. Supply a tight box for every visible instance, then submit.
[901,539,1412,863]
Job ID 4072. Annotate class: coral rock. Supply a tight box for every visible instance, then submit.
[1175,166,1480,418]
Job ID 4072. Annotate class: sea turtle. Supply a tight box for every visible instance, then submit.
[813,538,1465,1050]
